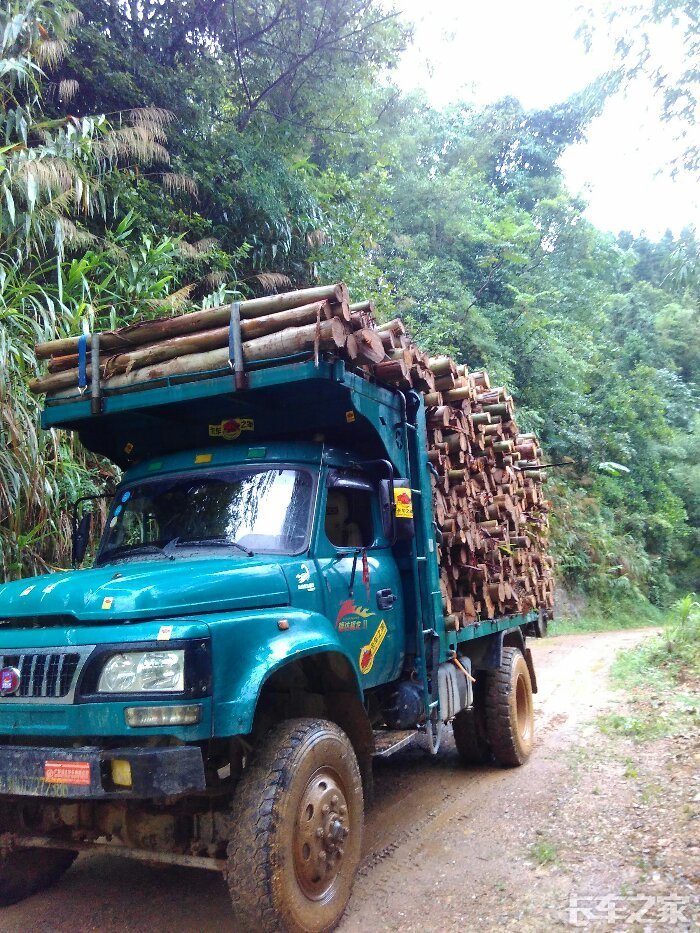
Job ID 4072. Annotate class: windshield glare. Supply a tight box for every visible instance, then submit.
[97,467,314,563]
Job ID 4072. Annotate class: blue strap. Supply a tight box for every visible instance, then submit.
[77,335,88,391]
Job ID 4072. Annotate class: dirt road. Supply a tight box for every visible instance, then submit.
[5,628,696,932]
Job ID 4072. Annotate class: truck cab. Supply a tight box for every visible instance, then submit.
[0,359,539,931]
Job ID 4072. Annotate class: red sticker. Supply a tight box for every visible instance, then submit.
[44,761,91,786]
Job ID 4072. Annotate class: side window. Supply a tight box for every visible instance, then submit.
[325,488,375,548]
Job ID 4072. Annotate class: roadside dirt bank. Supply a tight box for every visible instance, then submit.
[3,627,697,931]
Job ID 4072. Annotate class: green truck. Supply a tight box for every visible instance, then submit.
[0,357,541,931]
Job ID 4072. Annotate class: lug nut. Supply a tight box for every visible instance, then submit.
[322,804,329,815]
[315,827,324,838]
[337,846,344,858]
[339,805,347,815]
[318,851,327,861]
[331,795,338,806]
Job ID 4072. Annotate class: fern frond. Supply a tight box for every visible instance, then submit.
[202,271,226,289]
[149,283,195,309]
[58,79,79,102]
[193,236,218,253]
[35,39,67,70]
[252,272,293,292]
[128,108,176,129]
[94,127,170,165]
[162,172,198,197]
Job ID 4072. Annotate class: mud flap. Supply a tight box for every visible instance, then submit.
[523,647,538,694]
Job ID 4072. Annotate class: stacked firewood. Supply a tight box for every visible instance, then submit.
[31,282,555,627]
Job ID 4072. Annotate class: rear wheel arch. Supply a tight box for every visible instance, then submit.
[474,627,537,693]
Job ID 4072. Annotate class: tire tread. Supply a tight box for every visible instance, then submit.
[483,646,533,767]
[226,717,359,932]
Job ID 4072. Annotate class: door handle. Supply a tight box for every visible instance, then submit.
[376,588,397,610]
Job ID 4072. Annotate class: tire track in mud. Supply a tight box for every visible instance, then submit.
[0,629,656,933]
[346,629,656,913]
[340,629,657,931]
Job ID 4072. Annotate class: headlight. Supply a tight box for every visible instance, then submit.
[98,651,185,693]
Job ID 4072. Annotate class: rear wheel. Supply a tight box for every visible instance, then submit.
[483,646,534,767]
[0,843,76,906]
[226,718,363,932]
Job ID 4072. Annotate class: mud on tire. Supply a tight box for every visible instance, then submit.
[226,718,363,933]
[483,646,534,767]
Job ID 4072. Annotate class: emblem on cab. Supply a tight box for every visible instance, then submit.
[0,667,21,696]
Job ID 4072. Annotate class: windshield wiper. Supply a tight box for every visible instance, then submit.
[97,538,180,564]
[178,538,254,557]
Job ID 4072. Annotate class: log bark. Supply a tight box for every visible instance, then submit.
[33,302,339,393]
[348,300,375,316]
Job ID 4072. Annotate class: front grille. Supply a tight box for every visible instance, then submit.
[0,652,79,697]
[0,646,95,704]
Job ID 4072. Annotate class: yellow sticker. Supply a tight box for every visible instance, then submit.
[359,619,388,675]
[394,487,413,519]
[345,411,356,423]
[209,418,254,440]
[157,625,173,641]
[194,453,213,464]
[101,597,114,610]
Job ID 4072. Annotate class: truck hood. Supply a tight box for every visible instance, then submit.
[0,557,290,624]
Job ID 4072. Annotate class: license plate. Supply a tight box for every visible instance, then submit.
[44,760,91,785]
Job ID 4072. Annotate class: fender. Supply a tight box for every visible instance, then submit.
[205,608,362,737]
[467,627,538,694]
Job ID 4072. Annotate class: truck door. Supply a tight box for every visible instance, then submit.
[317,471,405,688]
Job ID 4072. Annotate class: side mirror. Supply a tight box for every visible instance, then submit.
[73,512,92,567]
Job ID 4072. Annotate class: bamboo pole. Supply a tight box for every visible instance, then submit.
[35,284,347,359]
[47,300,338,375]
[45,319,346,398]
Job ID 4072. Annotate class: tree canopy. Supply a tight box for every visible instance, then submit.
[1,0,697,609]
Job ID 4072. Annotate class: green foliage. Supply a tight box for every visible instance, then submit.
[598,595,700,740]
[0,0,697,614]
[583,0,699,173]
[529,839,559,867]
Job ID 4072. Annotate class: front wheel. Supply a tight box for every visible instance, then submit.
[483,646,535,767]
[226,718,364,933]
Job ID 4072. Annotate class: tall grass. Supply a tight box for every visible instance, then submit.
[0,0,208,582]
[598,595,699,741]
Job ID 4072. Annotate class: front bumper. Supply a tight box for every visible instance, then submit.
[0,744,206,799]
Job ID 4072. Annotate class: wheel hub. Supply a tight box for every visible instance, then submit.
[294,768,350,900]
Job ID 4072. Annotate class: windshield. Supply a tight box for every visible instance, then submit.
[96,467,314,564]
